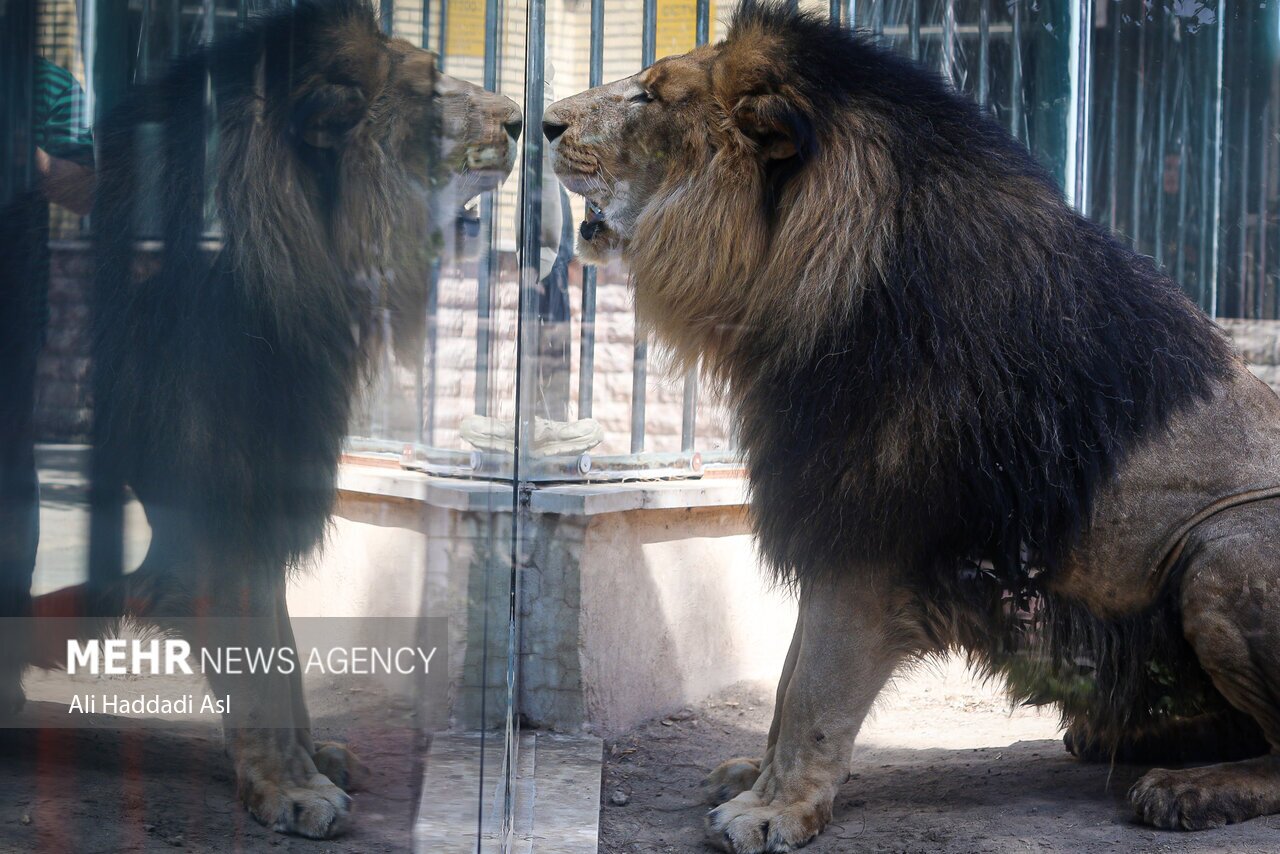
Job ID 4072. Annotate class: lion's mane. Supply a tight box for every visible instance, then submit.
[625,3,1245,744]
[631,4,1233,588]
[90,0,436,573]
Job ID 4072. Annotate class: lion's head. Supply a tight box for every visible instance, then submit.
[207,0,520,355]
[543,3,903,370]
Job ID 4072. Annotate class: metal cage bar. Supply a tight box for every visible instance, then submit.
[632,0,657,454]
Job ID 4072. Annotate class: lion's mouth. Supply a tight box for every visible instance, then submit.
[581,199,607,242]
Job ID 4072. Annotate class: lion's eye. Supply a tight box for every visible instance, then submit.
[629,89,655,104]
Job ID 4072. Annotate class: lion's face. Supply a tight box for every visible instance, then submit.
[289,11,521,229]
[542,46,720,261]
[544,26,807,265]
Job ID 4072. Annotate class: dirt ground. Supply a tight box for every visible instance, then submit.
[599,660,1280,854]
[0,684,423,854]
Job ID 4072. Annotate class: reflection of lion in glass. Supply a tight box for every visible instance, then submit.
[14,0,518,838]
[548,3,1280,849]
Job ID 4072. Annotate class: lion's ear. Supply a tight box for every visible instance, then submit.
[730,93,809,161]
[713,42,812,162]
[292,83,368,149]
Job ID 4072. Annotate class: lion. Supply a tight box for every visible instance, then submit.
[546,3,1280,850]
[0,0,520,838]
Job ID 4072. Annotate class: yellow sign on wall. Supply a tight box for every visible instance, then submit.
[656,0,715,58]
[445,0,487,59]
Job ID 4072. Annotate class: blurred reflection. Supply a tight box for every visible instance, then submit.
[2,0,519,840]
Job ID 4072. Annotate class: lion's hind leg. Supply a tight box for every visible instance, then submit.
[1129,500,1280,830]
[1065,709,1267,765]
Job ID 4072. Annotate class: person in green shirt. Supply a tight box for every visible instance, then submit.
[32,56,94,215]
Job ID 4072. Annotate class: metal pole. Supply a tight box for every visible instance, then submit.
[678,0,714,452]
[909,0,920,61]
[437,0,448,69]
[578,0,604,420]
[977,0,990,108]
[1154,16,1171,269]
[1259,102,1271,317]
[1198,36,1214,306]
[1010,2,1023,142]
[633,0,657,453]
[1070,0,1093,214]
[1129,20,1146,252]
[473,0,503,416]
[1107,7,1120,231]
[1208,0,1226,318]
[1176,62,1190,289]
[941,0,956,87]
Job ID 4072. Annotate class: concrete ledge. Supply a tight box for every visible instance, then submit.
[337,463,748,515]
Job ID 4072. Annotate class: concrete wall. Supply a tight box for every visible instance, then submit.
[295,471,794,735]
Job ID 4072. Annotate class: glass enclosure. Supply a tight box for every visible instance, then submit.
[3,0,1280,851]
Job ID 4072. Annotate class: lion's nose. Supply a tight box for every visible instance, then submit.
[543,121,568,142]
[504,119,523,141]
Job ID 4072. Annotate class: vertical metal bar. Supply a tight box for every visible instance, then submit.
[421,0,430,49]
[422,265,439,444]
[578,0,605,420]
[872,0,883,36]
[507,0,548,839]
[437,0,448,68]
[633,0,657,454]
[1176,63,1190,289]
[170,0,182,57]
[677,0,715,452]
[1154,16,1170,269]
[1240,94,1252,317]
[88,0,131,599]
[1199,36,1214,306]
[643,0,656,66]
[1010,1,1023,142]
[696,0,709,44]
[1259,102,1271,317]
[1208,0,1226,318]
[941,0,956,87]
[977,0,990,108]
[139,0,153,81]
[1107,6,1120,230]
[472,0,502,416]
[681,372,698,453]
[380,0,393,34]
[577,268,596,418]
[1070,0,1093,215]
[909,0,921,61]
[1129,19,1146,252]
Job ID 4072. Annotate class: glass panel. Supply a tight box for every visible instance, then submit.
[3,1,522,850]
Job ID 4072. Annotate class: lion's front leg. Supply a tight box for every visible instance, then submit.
[706,572,922,853]
[181,580,355,838]
[703,610,804,806]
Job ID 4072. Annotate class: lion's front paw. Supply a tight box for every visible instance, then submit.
[1129,765,1263,831]
[705,790,831,853]
[235,740,353,838]
[702,757,762,805]
[313,741,371,792]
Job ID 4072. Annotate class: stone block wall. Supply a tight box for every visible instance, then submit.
[1220,319,1280,394]
[36,244,735,456]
